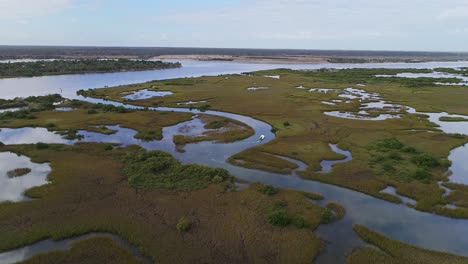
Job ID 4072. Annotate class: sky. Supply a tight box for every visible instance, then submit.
[1,0,468,51]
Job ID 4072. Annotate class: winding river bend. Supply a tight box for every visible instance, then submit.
[1,60,468,263]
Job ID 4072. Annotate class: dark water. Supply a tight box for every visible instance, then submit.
[1,60,468,263]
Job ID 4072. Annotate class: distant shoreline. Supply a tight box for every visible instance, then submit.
[2,46,468,64]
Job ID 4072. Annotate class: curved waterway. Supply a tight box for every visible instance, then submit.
[2,60,468,263]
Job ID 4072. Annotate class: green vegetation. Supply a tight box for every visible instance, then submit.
[0,143,328,263]
[368,137,450,183]
[439,116,468,122]
[176,216,191,232]
[18,237,143,264]
[257,184,279,196]
[124,149,231,191]
[0,59,181,78]
[0,94,63,120]
[348,225,468,264]
[6,167,32,178]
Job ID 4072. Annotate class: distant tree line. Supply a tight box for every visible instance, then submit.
[0,59,181,77]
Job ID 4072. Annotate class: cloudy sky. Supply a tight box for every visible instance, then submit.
[1,0,467,51]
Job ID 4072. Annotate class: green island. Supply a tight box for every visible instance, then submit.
[6,167,32,178]
[439,116,468,122]
[0,59,181,78]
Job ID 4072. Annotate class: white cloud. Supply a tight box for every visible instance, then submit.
[0,0,73,20]
[438,6,468,20]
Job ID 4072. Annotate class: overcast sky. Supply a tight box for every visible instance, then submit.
[1,0,467,51]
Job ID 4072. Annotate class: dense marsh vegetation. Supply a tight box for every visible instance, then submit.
[0,59,181,77]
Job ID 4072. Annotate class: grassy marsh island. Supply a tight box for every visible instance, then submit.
[6,167,32,178]
[0,59,181,78]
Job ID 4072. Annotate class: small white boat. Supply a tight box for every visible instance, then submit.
[258,134,265,141]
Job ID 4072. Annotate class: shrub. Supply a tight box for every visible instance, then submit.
[401,146,417,153]
[411,154,440,168]
[104,145,113,151]
[374,137,403,151]
[412,169,432,182]
[273,200,288,209]
[321,208,335,224]
[268,210,291,227]
[36,142,49,149]
[257,184,279,196]
[292,216,310,228]
[270,127,278,133]
[388,151,403,160]
[176,216,191,232]
[211,175,224,183]
[283,121,290,126]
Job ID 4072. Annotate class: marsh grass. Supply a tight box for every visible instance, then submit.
[18,237,143,264]
[0,144,327,263]
[348,225,468,264]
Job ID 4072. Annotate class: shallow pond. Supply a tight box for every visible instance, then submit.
[0,152,51,202]
[122,89,173,100]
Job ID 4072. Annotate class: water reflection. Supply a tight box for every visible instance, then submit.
[0,152,51,202]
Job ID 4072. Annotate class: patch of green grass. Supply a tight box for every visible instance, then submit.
[18,237,143,264]
[124,149,231,191]
[348,225,468,264]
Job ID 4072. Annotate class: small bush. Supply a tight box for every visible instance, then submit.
[176,216,191,232]
[268,210,291,227]
[211,175,224,183]
[292,216,310,228]
[411,154,440,168]
[283,121,290,126]
[270,127,278,133]
[401,146,417,153]
[374,137,403,151]
[388,151,403,160]
[36,142,49,149]
[104,145,113,151]
[257,184,279,196]
[321,208,335,224]
[273,200,288,209]
[412,169,432,182]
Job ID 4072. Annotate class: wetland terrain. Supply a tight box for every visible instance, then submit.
[1,59,468,263]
